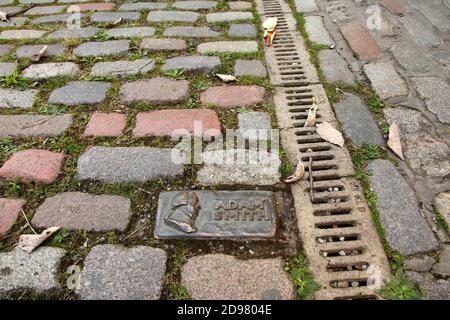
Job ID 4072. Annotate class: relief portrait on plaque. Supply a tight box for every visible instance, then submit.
[164,191,200,234]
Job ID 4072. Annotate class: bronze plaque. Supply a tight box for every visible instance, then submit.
[154,190,277,239]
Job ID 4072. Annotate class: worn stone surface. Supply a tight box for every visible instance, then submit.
[162,56,220,74]
[25,5,67,15]
[90,59,155,77]
[49,81,111,106]
[73,40,130,57]
[163,26,220,38]
[0,115,72,138]
[147,10,199,22]
[0,88,38,109]
[106,27,155,38]
[0,247,66,298]
[200,85,265,107]
[384,107,450,178]
[69,2,115,12]
[206,11,253,23]
[334,94,384,146]
[182,254,294,300]
[76,245,166,300]
[32,192,132,232]
[140,38,186,51]
[238,111,271,141]
[412,77,450,124]
[0,17,27,28]
[408,0,450,33]
[381,0,405,15]
[197,41,258,53]
[19,0,54,3]
[228,23,256,38]
[305,16,334,46]
[0,62,16,77]
[363,61,408,99]
[434,192,450,226]
[119,78,189,105]
[0,30,46,40]
[77,147,184,183]
[83,112,126,137]
[294,0,318,13]
[0,0,13,5]
[16,44,66,59]
[367,159,438,255]
[318,50,354,84]
[390,42,435,72]
[155,191,276,239]
[48,27,99,39]
[133,109,220,137]
[91,11,140,22]
[234,59,267,78]
[173,1,217,10]
[118,2,167,11]
[0,149,65,184]
[406,271,450,300]
[197,149,280,186]
[31,13,84,24]
[0,44,14,56]
[340,21,381,61]
[0,198,25,238]
[22,62,80,79]
[432,246,450,277]
[399,14,442,49]
[229,1,252,10]
[404,256,436,272]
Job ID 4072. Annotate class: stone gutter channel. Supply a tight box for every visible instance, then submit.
[256,0,391,299]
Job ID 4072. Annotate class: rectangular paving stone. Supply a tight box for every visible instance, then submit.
[340,21,381,61]
[197,41,258,53]
[106,27,155,38]
[16,44,66,59]
[0,115,72,138]
[228,23,256,38]
[363,61,408,99]
[22,62,80,79]
[24,5,67,15]
[76,245,166,300]
[381,0,405,15]
[133,109,221,137]
[90,59,154,77]
[0,149,65,184]
[19,0,54,3]
[206,11,253,22]
[238,111,271,141]
[155,190,276,239]
[0,0,14,5]
[119,77,189,105]
[399,14,442,48]
[318,49,354,85]
[408,0,450,33]
[229,1,252,10]
[140,38,186,51]
[147,10,199,22]
[234,59,267,78]
[0,62,17,77]
[305,16,334,47]
[182,254,294,299]
[77,147,184,183]
[118,2,167,11]
[294,0,318,12]
[31,13,85,24]
[1,6,27,14]
[0,45,14,56]
[91,11,140,23]
[0,198,25,238]
[58,0,91,3]
[0,247,66,298]
[0,88,38,109]
[49,81,111,106]
[200,85,265,107]
[68,2,115,12]
[390,42,435,73]
[163,26,221,38]
[162,55,220,74]
[0,17,27,28]
[83,112,126,137]
[173,1,217,10]
[48,27,99,39]
[32,192,132,232]
[73,40,130,57]
[0,30,46,40]
[412,77,450,124]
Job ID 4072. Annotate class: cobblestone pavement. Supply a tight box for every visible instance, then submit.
[0,0,448,300]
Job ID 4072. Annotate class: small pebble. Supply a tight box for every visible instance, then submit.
[351,281,359,287]
[339,250,346,256]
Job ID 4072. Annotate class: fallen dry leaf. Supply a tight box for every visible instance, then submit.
[113,18,122,25]
[387,122,404,160]
[263,17,277,47]
[30,45,48,62]
[18,226,61,253]
[316,121,344,148]
[216,73,237,82]
[0,11,8,22]
[304,97,318,127]
[263,17,278,30]
[285,154,305,183]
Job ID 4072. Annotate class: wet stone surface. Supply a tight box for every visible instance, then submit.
[154,190,277,239]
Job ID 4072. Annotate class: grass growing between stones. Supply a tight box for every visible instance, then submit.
[284,253,320,300]
[377,270,424,300]
[433,207,449,233]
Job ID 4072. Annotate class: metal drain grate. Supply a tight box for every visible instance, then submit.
[256,0,391,300]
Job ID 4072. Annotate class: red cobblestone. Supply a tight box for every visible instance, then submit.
[200,85,266,108]
[83,112,126,137]
[0,198,25,238]
[133,109,221,137]
[381,0,405,15]
[68,3,115,12]
[340,21,381,61]
[0,149,65,184]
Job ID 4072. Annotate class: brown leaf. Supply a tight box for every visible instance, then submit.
[18,226,61,253]
[316,121,344,147]
[216,73,237,82]
[30,45,48,62]
[285,154,305,183]
[387,122,404,160]
[304,97,318,127]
